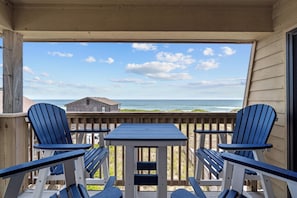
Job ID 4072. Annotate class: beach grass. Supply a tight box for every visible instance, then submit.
[120,109,209,112]
[191,109,208,112]
[120,109,161,112]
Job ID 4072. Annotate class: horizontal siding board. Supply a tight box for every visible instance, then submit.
[254,39,282,61]
[265,149,286,167]
[248,101,285,114]
[253,54,284,72]
[253,65,284,82]
[271,179,287,197]
[273,113,286,126]
[255,31,282,50]
[248,89,284,101]
[269,127,285,140]
[250,76,284,91]
[268,135,285,153]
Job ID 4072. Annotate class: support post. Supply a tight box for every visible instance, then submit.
[3,30,23,113]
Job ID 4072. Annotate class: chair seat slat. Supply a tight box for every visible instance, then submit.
[197,149,224,178]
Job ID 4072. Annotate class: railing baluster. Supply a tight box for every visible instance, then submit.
[27,112,236,189]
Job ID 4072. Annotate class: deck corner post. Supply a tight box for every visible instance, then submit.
[3,29,23,113]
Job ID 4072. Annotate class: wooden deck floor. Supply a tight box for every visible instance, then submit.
[18,189,220,198]
[18,189,264,198]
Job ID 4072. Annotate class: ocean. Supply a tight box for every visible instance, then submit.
[33,99,243,112]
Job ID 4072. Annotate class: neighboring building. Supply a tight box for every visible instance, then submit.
[65,97,120,112]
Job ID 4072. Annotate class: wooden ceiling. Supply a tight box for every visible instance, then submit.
[0,0,276,42]
[7,0,275,6]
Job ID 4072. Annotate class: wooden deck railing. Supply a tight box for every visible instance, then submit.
[27,112,236,188]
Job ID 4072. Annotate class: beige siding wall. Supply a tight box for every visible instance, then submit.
[246,0,297,196]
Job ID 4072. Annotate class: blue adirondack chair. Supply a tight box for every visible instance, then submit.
[27,103,111,197]
[0,149,122,198]
[193,104,276,197]
[171,153,297,198]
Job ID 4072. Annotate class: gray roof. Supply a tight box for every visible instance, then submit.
[89,97,119,105]
[66,97,119,106]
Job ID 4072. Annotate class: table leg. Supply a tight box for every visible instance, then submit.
[125,145,136,198]
[157,146,167,198]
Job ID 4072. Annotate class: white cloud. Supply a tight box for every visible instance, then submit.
[156,52,195,65]
[112,78,156,85]
[126,61,191,80]
[187,48,194,53]
[196,59,219,70]
[48,51,73,58]
[0,63,2,67]
[132,43,157,51]
[187,78,246,88]
[203,47,214,56]
[221,46,236,56]
[33,76,40,81]
[41,72,49,77]
[85,56,96,63]
[79,42,88,46]
[105,57,114,64]
[127,61,185,74]
[23,66,34,74]
[146,72,191,80]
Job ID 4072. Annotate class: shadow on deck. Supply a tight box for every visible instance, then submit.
[18,189,264,198]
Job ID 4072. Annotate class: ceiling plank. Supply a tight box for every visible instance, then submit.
[13,5,272,32]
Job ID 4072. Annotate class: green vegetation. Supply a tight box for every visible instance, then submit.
[191,109,208,112]
[230,108,240,112]
[120,109,161,112]
[120,109,209,112]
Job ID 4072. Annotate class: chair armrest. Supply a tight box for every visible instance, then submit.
[104,176,117,189]
[70,129,110,133]
[0,149,85,178]
[222,152,297,182]
[188,177,207,198]
[218,143,273,151]
[34,144,92,150]
[171,189,198,198]
[193,130,233,134]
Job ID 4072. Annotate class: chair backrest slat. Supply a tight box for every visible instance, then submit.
[231,104,276,159]
[28,103,73,144]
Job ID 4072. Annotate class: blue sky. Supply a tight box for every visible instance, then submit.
[0,39,252,100]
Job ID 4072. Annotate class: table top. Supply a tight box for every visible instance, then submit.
[104,123,187,141]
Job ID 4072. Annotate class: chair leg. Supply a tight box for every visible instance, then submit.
[230,165,245,194]
[33,150,54,198]
[4,173,26,198]
[260,174,275,198]
[253,150,275,198]
[33,167,50,198]
[100,132,109,182]
[222,160,233,190]
[102,156,109,182]
[288,183,297,197]
[75,156,86,186]
[195,157,203,184]
[195,133,206,183]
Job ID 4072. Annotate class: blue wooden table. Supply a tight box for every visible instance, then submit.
[104,123,187,198]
